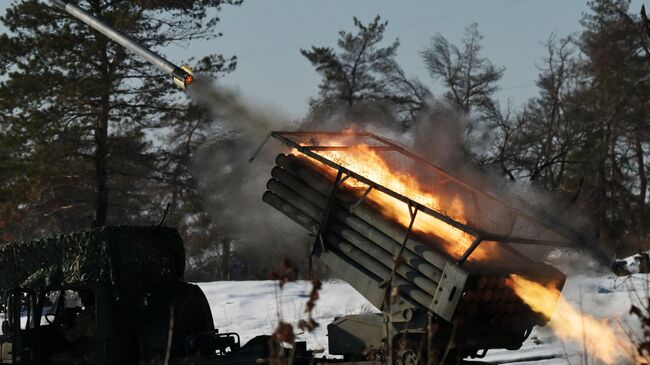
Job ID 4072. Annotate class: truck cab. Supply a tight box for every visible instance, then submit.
[0,285,142,365]
[0,227,243,365]
[1,289,35,364]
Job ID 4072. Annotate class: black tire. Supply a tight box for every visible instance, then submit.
[139,282,214,364]
[169,283,214,356]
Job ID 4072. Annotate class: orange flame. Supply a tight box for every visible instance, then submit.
[297,142,509,261]
[510,275,633,364]
[293,132,638,363]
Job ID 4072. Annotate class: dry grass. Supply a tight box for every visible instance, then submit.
[269,258,323,365]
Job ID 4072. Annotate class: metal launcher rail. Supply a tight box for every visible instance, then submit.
[269,131,575,257]
[261,130,571,361]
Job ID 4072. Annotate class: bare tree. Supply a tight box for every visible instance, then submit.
[510,35,581,187]
[379,59,432,127]
[421,23,504,118]
[480,99,520,179]
[642,5,650,60]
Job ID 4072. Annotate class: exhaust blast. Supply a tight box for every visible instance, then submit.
[181,70,627,357]
[259,127,638,362]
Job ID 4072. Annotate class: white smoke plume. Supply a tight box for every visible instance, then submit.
[187,77,311,276]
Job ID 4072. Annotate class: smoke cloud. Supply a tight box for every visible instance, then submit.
[187,77,311,277]
[188,77,605,279]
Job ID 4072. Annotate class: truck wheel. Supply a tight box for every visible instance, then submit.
[169,283,214,356]
[395,349,418,365]
[139,282,214,363]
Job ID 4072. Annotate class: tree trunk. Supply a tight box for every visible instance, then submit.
[94,3,111,227]
[635,127,647,235]
[95,93,109,226]
[595,117,611,241]
[221,239,231,280]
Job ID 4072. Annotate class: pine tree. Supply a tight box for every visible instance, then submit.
[301,16,400,110]
[421,23,504,117]
[420,23,504,159]
[496,0,650,254]
[0,0,239,239]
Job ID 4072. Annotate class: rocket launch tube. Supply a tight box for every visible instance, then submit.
[262,191,435,310]
[270,166,444,282]
[49,0,193,89]
[266,171,442,283]
[275,154,451,271]
[266,178,439,296]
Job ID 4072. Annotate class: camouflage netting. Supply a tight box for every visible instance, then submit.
[0,226,185,306]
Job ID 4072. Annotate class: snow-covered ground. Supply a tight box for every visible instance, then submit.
[198,274,647,364]
[0,273,643,363]
[199,279,378,354]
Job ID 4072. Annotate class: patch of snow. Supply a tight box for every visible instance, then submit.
[197,273,647,364]
[197,279,379,353]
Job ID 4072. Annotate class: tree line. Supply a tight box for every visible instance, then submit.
[302,0,650,257]
[0,0,647,281]
[0,0,241,280]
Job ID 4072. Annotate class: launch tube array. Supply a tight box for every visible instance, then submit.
[264,154,460,310]
[264,153,565,327]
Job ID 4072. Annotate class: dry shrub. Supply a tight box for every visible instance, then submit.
[630,299,650,363]
[273,321,295,344]
[298,279,322,332]
[270,258,297,289]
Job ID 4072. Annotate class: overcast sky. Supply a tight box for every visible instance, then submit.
[1,0,646,119]
[168,0,645,119]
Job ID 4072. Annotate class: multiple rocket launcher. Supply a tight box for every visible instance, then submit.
[44,1,570,360]
[262,132,567,359]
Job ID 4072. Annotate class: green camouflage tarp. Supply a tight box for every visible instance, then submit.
[0,226,185,306]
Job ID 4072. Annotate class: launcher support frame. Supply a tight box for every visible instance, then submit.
[265,148,569,359]
[313,169,350,253]
[309,168,350,277]
[266,131,577,263]
[384,202,419,308]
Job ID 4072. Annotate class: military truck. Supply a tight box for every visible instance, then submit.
[0,226,304,365]
[261,131,570,364]
[0,144,571,365]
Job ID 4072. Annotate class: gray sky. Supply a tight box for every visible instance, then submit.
[171,0,643,119]
[1,0,646,119]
